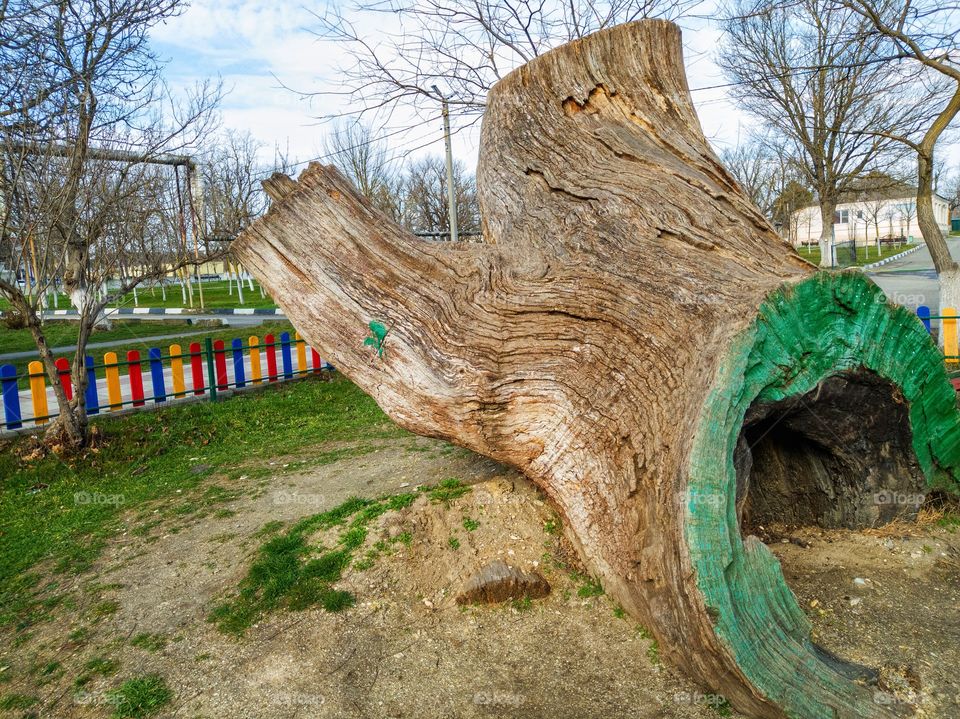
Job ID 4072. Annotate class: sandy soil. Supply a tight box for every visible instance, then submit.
[4,438,960,719]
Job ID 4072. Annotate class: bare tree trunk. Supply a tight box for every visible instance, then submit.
[818,198,835,268]
[235,21,960,719]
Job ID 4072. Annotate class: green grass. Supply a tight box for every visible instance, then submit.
[106,674,171,718]
[427,478,471,504]
[0,280,276,312]
[130,633,167,652]
[796,242,915,267]
[0,375,408,634]
[462,516,479,531]
[0,693,37,710]
[209,491,417,634]
[74,656,120,688]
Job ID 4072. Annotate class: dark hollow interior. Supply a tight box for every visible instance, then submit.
[735,369,925,532]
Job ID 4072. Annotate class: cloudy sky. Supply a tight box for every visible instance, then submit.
[148,1,957,177]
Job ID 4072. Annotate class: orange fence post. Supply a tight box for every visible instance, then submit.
[249,336,262,384]
[28,360,49,425]
[944,307,958,363]
[295,332,307,374]
[104,352,122,410]
[170,344,186,398]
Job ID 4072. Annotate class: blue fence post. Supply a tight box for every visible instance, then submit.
[1,364,22,430]
[149,348,166,403]
[280,332,293,379]
[84,355,99,415]
[232,338,246,388]
[917,305,932,334]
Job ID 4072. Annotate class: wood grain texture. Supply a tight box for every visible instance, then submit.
[234,20,960,719]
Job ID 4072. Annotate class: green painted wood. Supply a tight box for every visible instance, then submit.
[687,271,960,719]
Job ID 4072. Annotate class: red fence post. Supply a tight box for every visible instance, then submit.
[264,333,278,382]
[55,357,73,401]
[311,348,322,374]
[189,342,205,395]
[213,339,228,390]
[127,350,145,407]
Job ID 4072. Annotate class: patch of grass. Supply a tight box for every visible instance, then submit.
[612,605,626,620]
[90,600,120,620]
[447,536,461,550]
[0,375,409,633]
[0,693,37,710]
[576,577,604,598]
[462,516,479,532]
[209,491,416,635]
[394,531,413,546]
[510,596,533,612]
[75,656,120,688]
[130,633,167,653]
[426,478,470,504]
[106,674,172,718]
[543,517,560,535]
[254,520,285,537]
[636,625,661,666]
[709,698,733,716]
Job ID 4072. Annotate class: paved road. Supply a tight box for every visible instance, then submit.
[867,238,960,312]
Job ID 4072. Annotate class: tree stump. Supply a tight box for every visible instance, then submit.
[234,20,960,719]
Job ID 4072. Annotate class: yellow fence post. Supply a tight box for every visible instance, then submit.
[170,344,186,398]
[944,307,959,364]
[28,360,49,425]
[295,332,307,374]
[104,352,122,410]
[249,336,262,384]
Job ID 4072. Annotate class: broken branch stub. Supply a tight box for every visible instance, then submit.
[235,20,960,719]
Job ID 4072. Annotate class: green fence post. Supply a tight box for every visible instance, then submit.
[205,336,217,402]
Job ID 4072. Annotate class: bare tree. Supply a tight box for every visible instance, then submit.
[400,155,480,237]
[310,0,698,125]
[831,0,960,308]
[0,0,221,450]
[323,121,401,219]
[718,0,931,267]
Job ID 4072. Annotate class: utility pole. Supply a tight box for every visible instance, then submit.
[432,85,458,243]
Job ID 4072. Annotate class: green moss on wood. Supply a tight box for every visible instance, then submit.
[687,271,960,719]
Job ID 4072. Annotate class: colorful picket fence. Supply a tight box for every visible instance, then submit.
[916,305,960,363]
[0,332,330,431]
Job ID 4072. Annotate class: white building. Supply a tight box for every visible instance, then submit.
[790,191,951,246]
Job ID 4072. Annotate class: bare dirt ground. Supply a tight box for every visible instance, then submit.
[4,437,960,719]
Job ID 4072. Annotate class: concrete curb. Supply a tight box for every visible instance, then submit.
[861,244,923,271]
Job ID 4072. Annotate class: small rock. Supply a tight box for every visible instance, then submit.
[849,597,862,607]
[455,560,550,605]
[400,482,410,488]
[853,577,868,587]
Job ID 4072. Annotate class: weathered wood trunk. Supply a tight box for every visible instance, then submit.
[234,21,960,719]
